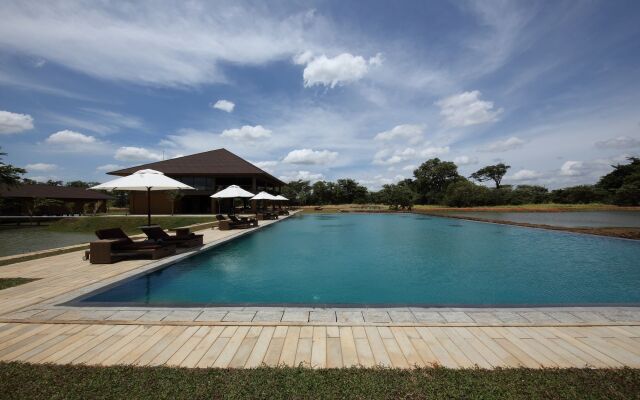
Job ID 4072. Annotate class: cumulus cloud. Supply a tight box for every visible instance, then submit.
[559,160,586,176]
[402,164,417,171]
[211,99,235,113]
[595,136,640,149]
[221,125,271,141]
[114,146,162,162]
[301,53,381,88]
[0,110,34,134]
[480,136,525,152]
[279,170,324,182]
[374,124,425,144]
[436,90,503,128]
[454,155,478,165]
[283,149,338,165]
[46,130,96,144]
[373,148,415,165]
[96,164,123,172]
[25,163,57,172]
[510,169,542,181]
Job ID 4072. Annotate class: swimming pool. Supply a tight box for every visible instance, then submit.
[73,213,640,307]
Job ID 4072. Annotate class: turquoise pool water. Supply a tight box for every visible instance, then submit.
[75,214,640,306]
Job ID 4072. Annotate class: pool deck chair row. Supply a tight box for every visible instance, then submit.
[88,227,203,264]
[216,214,258,230]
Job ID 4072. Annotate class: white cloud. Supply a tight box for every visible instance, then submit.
[373,148,415,165]
[301,53,380,88]
[114,146,162,162]
[25,163,57,172]
[279,170,324,182]
[221,125,272,141]
[420,146,449,158]
[96,164,123,172]
[374,124,425,144]
[454,155,478,165]
[212,100,235,113]
[45,130,96,144]
[510,169,542,181]
[48,109,144,135]
[293,51,314,65]
[0,3,314,87]
[283,149,338,165]
[402,164,417,171]
[0,110,34,134]
[595,135,640,149]
[559,161,586,177]
[436,90,503,128]
[481,136,525,152]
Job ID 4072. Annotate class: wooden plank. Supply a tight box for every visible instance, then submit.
[101,326,162,365]
[294,337,312,367]
[41,325,107,364]
[519,327,589,368]
[364,326,391,367]
[0,325,76,361]
[326,337,343,368]
[466,327,522,368]
[390,327,424,367]
[184,326,225,368]
[311,327,327,369]
[506,327,570,368]
[55,325,125,365]
[134,326,185,366]
[263,337,285,367]
[492,327,556,368]
[73,325,139,365]
[546,327,622,368]
[279,326,300,367]
[415,327,457,368]
[245,326,275,368]
[165,326,212,367]
[213,326,250,368]
[429,327,473,368]
[148,326,200,366]
[229,329,261,368]
[354,336,376,367]
[404,328,437,367]
[449,327,496,368]
[26,325,97,364]
[340,327,359,367]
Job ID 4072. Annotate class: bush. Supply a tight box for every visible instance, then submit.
[510,185,549,205]
[550,185,607,204]
[443,180,491,207]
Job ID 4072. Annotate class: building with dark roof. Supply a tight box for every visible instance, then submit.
[109,148,284,214]
[0,184,112,215]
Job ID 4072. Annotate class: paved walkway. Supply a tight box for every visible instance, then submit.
[1,212,639,369]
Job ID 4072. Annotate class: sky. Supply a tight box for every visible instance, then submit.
[0,0,639,190]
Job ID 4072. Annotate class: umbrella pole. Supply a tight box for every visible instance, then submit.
[147,187,151,226]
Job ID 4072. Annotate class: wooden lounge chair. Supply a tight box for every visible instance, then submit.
[90,228,176,264]
[141,226,203,248]
[228,214,258,227]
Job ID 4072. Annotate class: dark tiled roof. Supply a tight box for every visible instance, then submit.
[0,184,112,200]
[109,148,284,185]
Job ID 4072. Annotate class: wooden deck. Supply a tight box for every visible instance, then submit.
[1,323,639,368]
[1,212,640,369]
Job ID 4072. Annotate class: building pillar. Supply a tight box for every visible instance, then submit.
[251,176,257,212]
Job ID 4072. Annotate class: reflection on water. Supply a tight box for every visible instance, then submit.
[0,226,95,256]
[446,211,640,228]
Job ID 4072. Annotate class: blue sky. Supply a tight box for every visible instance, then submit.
[0,0,639,189]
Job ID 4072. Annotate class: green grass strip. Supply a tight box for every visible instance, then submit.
[48,216,216,235]
[0,278,38,290]
[1,362,639,399]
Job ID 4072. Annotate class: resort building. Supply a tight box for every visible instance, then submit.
[109,148,284,214]
[0,184,112,215]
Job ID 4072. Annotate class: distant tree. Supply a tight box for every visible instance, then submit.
[413,158,460,204]
[551,185,607,204]
[21,178,38,185]
[597,157,640,205]
[45,179,63,186]
[470,163,510,189]
[510,185,549,205]
[311,181,331,205]
[282,180,312,205]
[65,180,101,188]
[443,179,491,207]
[378,182,416,210]
[335,179,368,204]
[0,148,26,188]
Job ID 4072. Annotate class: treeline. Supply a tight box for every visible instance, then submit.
[282,157,640,208]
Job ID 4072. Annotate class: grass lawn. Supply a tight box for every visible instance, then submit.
[48,216,216,235]
[0,278,38,290]
[1,363,639,399]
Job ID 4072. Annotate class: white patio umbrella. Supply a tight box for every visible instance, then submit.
[211,185,255,214]
[90,169,194,226]
[250,191,277,212]
[273,195,289,201]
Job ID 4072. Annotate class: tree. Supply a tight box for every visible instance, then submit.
[335,179,368,204]
[443,179,491,207]
[65,180,101,188]
[0,148,26,187]
[281,180,312,205]
[470,163,510,189]
[550,185,607,204]
[378,182,416,210]
[510,185,549,205]
[44,179,63,186]
[413,158,460,204]
[597,157,640,205]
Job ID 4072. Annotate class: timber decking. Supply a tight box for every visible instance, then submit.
[1,323,639,368]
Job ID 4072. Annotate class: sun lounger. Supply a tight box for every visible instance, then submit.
[141,226,204,248]
[89,227,176,264]
[228,214,258,227]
